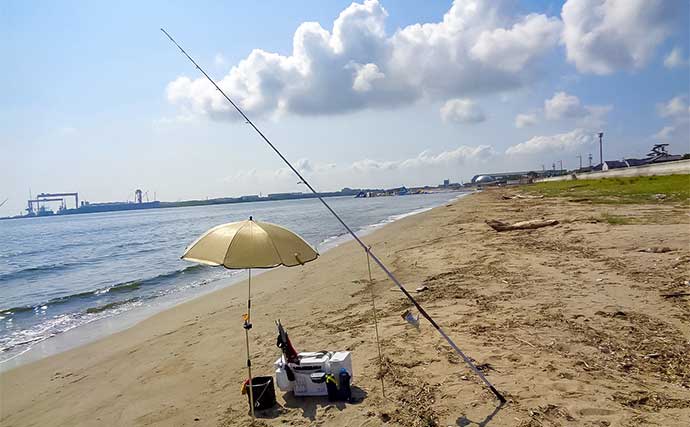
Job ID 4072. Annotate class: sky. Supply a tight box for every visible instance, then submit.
[2,0,689,217]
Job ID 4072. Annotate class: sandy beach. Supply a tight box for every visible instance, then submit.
[1,190,689,426]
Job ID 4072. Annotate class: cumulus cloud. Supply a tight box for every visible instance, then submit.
[350,62,385,92]
[469,13,562,72]
[657,95,689,119]
[653,126,676,141]
[663,47,688,69]
[515,113,538,128]
[440,98,486,124]
[545,91,585,119]
[654,94,689,143]
[561,0,685,75]
[353,145,495,171]
[505,128,597,155]
[167,0,562,120]
[543,91,611,127]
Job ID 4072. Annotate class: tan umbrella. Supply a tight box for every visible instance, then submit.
[182,216,318,418]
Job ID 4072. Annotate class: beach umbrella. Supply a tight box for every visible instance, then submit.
[181,216,318,419]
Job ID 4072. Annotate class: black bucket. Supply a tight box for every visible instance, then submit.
[246,376,276,411]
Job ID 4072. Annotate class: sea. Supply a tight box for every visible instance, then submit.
[0,192,466,370]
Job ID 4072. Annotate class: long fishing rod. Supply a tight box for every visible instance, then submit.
[161,28,506,404]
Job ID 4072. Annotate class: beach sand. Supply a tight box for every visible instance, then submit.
[1,190,689,426]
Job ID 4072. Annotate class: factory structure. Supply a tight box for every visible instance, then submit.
[25,189,160,217]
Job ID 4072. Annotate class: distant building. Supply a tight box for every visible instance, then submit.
[602,160,627,171]
[598,144,685,171]
[443,179,450,187]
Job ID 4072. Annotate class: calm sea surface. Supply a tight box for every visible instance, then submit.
[0,192,465,368]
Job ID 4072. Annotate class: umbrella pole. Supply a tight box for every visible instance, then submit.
[245,268,255,420]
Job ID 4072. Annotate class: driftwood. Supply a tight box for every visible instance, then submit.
[501,194,544,200]
[486,219,559,232]
[638,247,673,253]
[661,292,690,298]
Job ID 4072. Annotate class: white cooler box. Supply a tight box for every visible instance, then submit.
[274,351,353,396]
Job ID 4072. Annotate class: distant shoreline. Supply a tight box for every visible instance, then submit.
[0,188,466,220]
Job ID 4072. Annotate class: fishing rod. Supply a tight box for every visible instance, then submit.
[161,28,506,404]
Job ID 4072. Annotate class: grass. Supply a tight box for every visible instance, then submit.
[598,213,634,225]
[527,174,690,204]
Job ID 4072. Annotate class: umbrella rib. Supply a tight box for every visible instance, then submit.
[223,221,249,269]
[263,230,287,267]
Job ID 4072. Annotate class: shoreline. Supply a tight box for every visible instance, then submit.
[0,193,466,372]
[2,190,687,426]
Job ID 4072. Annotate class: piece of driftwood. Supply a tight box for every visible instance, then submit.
[661,292,690,298]
[638,247,673,253]
[486,219,559,232]
[501,194,544,200]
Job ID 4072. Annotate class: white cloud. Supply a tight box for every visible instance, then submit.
[350,62,385,92]
[663,47,688,69]
[654,126,675,141]
[469,13,562,72]
[561,0,684,75]
[352,145,494,171]
[440,98,486,124]
[224,144,496,191]
[657,95,689,119]
[152,113,198,131]
[654,94,689,143]
[167,0,562,120]
[506,128,597,155]
[545,91,585,119]
[515,113,538,128]
[543,91,612,128]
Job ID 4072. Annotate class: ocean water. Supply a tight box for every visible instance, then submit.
[0,192,465,368]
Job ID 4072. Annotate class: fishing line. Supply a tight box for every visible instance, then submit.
[365,247,385,397]
[161,28,506,404]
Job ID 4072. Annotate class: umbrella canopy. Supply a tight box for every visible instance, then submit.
[182,217,318,268]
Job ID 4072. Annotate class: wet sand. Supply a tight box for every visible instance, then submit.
[1,190,689,426]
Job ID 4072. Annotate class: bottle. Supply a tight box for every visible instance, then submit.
[338,368,351,402]
[325,374,339,401]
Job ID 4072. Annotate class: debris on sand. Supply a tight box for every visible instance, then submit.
[661,292,690,298]
[638,247,673,253]
[501,194,544,200]
[486,219,559,232]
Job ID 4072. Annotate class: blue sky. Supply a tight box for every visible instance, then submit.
[2,0,688,216]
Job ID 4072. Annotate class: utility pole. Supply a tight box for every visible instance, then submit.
[558,160,563,171]
[598,132,604,166]
[576,154,582,170]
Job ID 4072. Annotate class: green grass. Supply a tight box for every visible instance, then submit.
[598,213,634,225]
[527,174,690,204]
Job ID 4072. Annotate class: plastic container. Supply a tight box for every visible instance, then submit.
[274,365,293,392]
[273,351,354,397]
[326,352,353,380]
[338,368,352,402]
[246,376,276,411]
[292,365,328,396]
